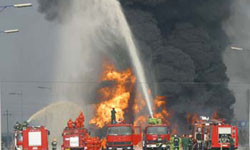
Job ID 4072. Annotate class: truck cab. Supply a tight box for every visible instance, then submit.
[106,123,141,150]
[143,118,170,150]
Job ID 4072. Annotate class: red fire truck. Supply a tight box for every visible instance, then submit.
[209,123,238,149]
[143,118,170,150]
[61,112,101,150]
[193,117,238,150]
[106,109,142,150]
[14,121,49,150]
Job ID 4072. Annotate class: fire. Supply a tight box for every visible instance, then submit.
[90,63,136,128]
[171,123,179,134]
[133,94,146,114]
[212,111,220,119]
[134,116,147,126]
[100,139,106,149]
[191,113,199,125]
[153,96,170,125]
[154,96,166,107]
[186,111,224,125]
[134,96,170,127]
[186,113,192,124]
[90,62,169,128]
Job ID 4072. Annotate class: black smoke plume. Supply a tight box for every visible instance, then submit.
[122,0,235,132]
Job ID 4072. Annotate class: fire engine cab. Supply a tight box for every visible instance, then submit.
[193,116,238,150]
[143,118,170,150]
[61,112,101,150]
[14,121,49,150]
[106,109,142,150]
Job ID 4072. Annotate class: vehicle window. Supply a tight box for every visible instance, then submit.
[146,127,168,134]
[107,126,132,135]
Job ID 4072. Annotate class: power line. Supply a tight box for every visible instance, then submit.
[0,80,250,85]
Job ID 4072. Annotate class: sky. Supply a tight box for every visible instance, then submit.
[0,0,250,135]
[0,0,59,133]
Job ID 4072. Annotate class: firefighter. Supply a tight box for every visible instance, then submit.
[111,108,116,124]
[51,138,57,150]
[170,135,174,150]
[188,135,193,150]
[229,135,235,150]
[22,121,29,130]
[182,134,189,150]
[67,118,74,129]
[14,121,20,130]
[171,135,181,150]
[78,112,85,127]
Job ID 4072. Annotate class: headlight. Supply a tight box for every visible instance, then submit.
[127,147,131,149]
[108,147,112,150]
[147,144,157,148]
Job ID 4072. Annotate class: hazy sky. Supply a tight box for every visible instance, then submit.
[0,0,60,133]
[0,0,250,134]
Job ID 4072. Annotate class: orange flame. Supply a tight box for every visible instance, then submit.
[134,96,170,127]
[191,113,199,125]
[134,115,147,126]
[212,111,220,119]
[100,139,106,148]
[171,123,179,134]
[90,64,135,128]
[90,62,169,128]
[133,94,146,114]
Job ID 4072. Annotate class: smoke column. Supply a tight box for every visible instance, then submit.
[121,0,236,132]
[37,0,154,116]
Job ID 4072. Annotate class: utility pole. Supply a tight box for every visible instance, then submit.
[0,84,2,150]
[9,91,23,121]
[2,110,12,149]
[247,89,250,149]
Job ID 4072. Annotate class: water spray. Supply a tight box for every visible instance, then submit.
[114,1,154,117]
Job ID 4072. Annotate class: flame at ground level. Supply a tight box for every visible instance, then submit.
[90,64,135,128]
[90,63,170,128]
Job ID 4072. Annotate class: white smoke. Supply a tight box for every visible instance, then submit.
[54,0,153,115]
